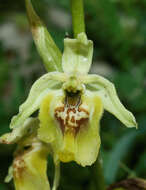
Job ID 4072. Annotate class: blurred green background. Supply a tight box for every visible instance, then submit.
[0,0,146,189]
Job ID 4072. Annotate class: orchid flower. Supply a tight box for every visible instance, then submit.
[0,0,137,189]
[9,118,50,190]
[0,0,137,167]
[3,118,60,190]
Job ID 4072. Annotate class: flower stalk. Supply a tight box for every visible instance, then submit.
[70,0,85,38]
[52,162,60,190]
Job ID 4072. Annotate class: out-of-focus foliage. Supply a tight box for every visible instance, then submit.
[0,0,145,189]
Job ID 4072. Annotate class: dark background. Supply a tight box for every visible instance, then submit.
[0,0,146,189]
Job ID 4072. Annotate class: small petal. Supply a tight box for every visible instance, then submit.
[85,74,137,128]
[62,32,93,75]
[10,72,63,129]
[52,161,60,190]
[25,0,62,72]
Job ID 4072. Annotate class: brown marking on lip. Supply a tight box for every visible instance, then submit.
[54,95,89,136]
[71,116,75,123]
[55,107,65,112]
[13,145,33,179]
[13,155,26,179]
[67,108,76,114]
[78,107,89,115]
[55,109,65,134]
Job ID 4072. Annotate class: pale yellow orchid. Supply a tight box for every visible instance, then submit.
[3,118,60,190]
[11,119,50,190]
[0,0,137,167]
[0,0,137,189]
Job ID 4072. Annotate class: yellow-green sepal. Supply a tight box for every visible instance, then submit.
[62,33,93,75]
[85,74,137,128]
[25,0,62,72]
[0,118,39,144]
[10,72,63,130]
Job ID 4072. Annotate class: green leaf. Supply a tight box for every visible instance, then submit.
[25,0,63,72]
[134,151,146,177]
[104,131,138,184]
[0,184,8,190]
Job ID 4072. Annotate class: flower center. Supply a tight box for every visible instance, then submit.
[54,91,89,136]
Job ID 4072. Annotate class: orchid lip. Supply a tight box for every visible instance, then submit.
[54,91,89,136]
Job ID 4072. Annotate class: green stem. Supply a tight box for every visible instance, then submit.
[52,161,60,190]
[70,0,85,38]
[91,155,106,190]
